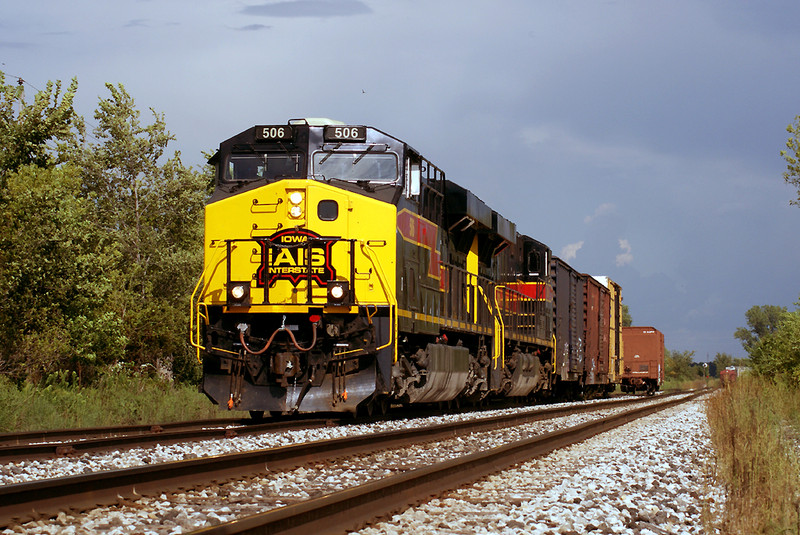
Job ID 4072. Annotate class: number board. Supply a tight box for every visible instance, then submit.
[255,125,294,141]
[324,125,367,142]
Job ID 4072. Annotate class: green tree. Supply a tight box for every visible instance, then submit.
[713,352,734,377]
[0,72,82,188]
[76,84,209,381]
[621,304,632,327]
[780,115,800,206]
[750,311,800,381]
[734,304,788,355]
[665,349,696,382]
[0,164,125,383]
[748,298,800,382]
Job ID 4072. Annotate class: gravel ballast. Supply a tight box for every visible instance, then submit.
[0,396,647,486]
[1,395,723,534]
[354,396,722,535]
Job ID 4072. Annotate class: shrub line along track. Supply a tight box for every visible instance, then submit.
[0,392,698,528]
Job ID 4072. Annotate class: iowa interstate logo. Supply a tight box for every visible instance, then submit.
[256,229,336,287]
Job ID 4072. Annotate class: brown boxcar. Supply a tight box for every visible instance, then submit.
[549,257,583,386]
[592,276,623,384]
[582,275,612,394]
[621,326,664,395]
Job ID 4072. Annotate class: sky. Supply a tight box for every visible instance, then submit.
[2,0,799,362]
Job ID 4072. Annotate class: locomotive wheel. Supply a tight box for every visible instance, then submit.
[249,410,265,420]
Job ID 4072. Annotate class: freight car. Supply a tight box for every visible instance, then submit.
[191,119,632,415]
[620,326,664,395]
[548,259,621,398]
[719,366,738,386]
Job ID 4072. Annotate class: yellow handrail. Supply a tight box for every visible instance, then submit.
[477,283,504,369]
[492,285,506,368]
[190,245,226,362]
[359,240,397,361]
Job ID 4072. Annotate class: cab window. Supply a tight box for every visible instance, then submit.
[225,153,304,182]
[312,152,399,183]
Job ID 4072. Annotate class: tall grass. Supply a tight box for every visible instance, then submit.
[706,375,800,534]
[0,369,241,432]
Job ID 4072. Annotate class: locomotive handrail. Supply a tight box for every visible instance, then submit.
[493,284,550,346]
[493,285,508,369]
[476,283,503,369]
[189,244,228,361]
[359,240,398,362]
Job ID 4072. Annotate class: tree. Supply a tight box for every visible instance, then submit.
[665,349,696,382]
[713,352,734,377]
[743,296,800,382]
[0,164,125,382]
[734,305,788,355]
[750,309,800,382]
[0,76,209,385]
[75,84,209,381]
[780,115,800,206]
[621,304,632,327]
[0,71,82,188]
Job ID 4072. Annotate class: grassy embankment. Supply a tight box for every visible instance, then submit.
[706,375,800,534]
[0,370,242,432]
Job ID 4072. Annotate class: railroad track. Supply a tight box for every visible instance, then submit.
[193,390,708,535]
[0,417,246,447]
[0,391,695,528]
[0,416,348,462]
[0,393,649,462]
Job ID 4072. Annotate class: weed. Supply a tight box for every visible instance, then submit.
[706,375,800,534]
[0,368,241,432]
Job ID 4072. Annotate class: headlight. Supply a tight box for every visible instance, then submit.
[287,190,305,219]
[327,281,349,304]
[228,283,250,305]
[231,285,246,300]
[330,285,344,299]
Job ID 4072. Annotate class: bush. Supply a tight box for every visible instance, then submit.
[750,310,800,382]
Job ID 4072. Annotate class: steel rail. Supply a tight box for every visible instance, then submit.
[0,417,247,446]
[0,417,342,462]
[192,390,708,535]
[0,391,694,527]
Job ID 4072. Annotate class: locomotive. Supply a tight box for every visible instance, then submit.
[191,119,626,415]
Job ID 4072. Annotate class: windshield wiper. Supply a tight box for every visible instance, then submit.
[318,143,341,165]
[352,144,376,165]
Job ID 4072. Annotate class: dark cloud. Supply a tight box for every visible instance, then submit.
[241,1,371,18]
[235,24,273,31]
